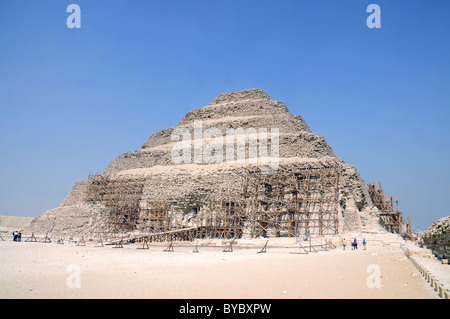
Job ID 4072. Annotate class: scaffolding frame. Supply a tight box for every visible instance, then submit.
[83,174,146,242]
[367,182,411,235]
[242,161,340,238]
[82,162,341,242]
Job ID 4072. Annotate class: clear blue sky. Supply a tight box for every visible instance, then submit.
[1,1,449,231]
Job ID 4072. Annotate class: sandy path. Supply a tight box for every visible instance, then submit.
[0,241,439,299]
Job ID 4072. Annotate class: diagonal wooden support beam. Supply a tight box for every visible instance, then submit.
[223,238,236,252]
[257,240,269,253]
[137,237,149,249]
[164,240,174,252]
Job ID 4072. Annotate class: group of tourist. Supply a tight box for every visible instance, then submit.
[12,230,22,242]
[342,237,367,250]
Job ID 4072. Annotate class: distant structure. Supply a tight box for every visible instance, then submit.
[24,89,412,242]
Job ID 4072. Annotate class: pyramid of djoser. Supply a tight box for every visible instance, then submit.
[25,89,385,239]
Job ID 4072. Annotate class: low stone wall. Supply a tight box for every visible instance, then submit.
[407,255,449,299]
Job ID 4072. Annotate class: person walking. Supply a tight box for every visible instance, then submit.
[342,238,347,251]
[363,238,367,250]
[354,238,358,250]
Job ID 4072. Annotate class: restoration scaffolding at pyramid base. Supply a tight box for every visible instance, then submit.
[81,161,342,243]
[367,182,412,238]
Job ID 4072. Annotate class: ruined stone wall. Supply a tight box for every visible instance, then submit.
[419,216,450,259]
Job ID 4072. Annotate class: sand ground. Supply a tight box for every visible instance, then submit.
[0,239,441,299]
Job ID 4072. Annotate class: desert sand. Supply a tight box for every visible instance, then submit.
[0,239,440,299]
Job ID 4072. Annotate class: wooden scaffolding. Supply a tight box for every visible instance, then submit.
[241,161,341,238]
[138,200,196,242]
[367,182,411,235]
[195,195,246,239]
[83,174,146,241]
[82,162,342,242]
